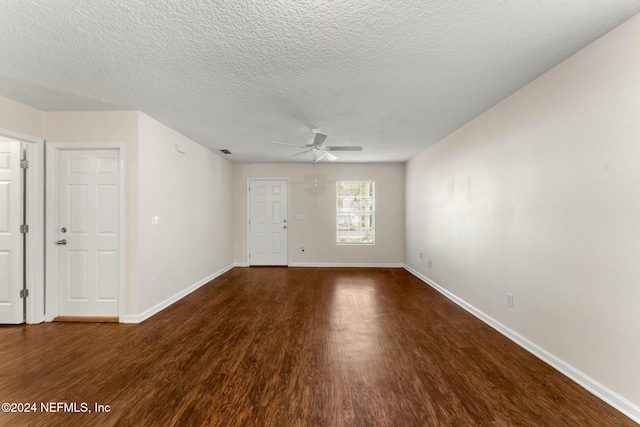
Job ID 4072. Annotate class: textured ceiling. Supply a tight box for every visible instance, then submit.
[1,1,639,163]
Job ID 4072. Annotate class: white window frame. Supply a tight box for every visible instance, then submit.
[336,180,375,245]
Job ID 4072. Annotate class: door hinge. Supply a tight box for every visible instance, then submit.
[20,224,29,233]
[249,253,251,258]
[20,159,29,169]
[19,289,29,298]
[248,186,251,192]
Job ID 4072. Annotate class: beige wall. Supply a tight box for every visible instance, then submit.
[0,95,43,138]
[234,163,404,265]
[43,111,235,317]
[405,13,640,410]
[137,113,234,314]
[44,111,141,314]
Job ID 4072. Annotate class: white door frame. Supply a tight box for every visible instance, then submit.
[45,142,126,321]
[0,128,45,324]
[246,178,290,266]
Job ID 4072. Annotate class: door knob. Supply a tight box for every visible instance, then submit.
[56,239,67,246]
[283,225,287,229]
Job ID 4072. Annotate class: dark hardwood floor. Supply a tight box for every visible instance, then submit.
[0,267,634,426]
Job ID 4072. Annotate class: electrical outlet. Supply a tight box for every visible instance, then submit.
[427,259,432,268]
[506,292,513,308]
[151,279,157,290]
[419,252,424,260]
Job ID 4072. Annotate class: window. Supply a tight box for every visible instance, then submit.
[336,181,375,244]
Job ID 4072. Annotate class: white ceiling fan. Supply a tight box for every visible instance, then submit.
[271,128,363,162]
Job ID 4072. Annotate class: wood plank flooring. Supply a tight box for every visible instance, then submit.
[0,267,634,426]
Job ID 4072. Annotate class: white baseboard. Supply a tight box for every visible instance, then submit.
[120,263,234,324]
[234,261,403,268]
[288,262,404,268]
[403,264,640,424]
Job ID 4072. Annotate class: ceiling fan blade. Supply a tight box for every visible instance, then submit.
[271,141,307,148]
[325,146,362,151]
[290,150,310,157]
[311,132,328,147]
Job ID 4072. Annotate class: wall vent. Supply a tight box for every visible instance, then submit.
[220,149,232,154]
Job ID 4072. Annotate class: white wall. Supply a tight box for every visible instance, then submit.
[44,111,141,315]
[405,13,640,415]
[137,113,234,315]
[234,163,404,265]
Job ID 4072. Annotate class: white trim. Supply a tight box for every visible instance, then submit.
[289,262,403,268]
[403,264,640,425]
[25,142,45,324]
[246,178,290,266]
[45,145,59,321]
[0,129,45,324]
[45,142,126,321]
[0,128,42,145]
[234,262,402,268]
[120,263,235,323]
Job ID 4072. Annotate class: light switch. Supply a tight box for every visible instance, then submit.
[151,216,159,226]
[296,214,306,220]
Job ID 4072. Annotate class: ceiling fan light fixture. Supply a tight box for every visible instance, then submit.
[270,129,362,162]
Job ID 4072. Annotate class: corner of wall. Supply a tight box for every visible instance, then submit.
[0,95,44,139]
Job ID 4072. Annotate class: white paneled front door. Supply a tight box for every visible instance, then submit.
[0,142,23,324]
[248,180,288,265]
[58,149,119,317]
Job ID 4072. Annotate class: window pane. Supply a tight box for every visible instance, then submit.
[336,180,375,245]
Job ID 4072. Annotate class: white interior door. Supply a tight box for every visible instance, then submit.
[58,149,119,317]
[249,180,288,265]
[0,142,23,324]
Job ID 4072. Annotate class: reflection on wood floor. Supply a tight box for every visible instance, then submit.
[0,267,634,426]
